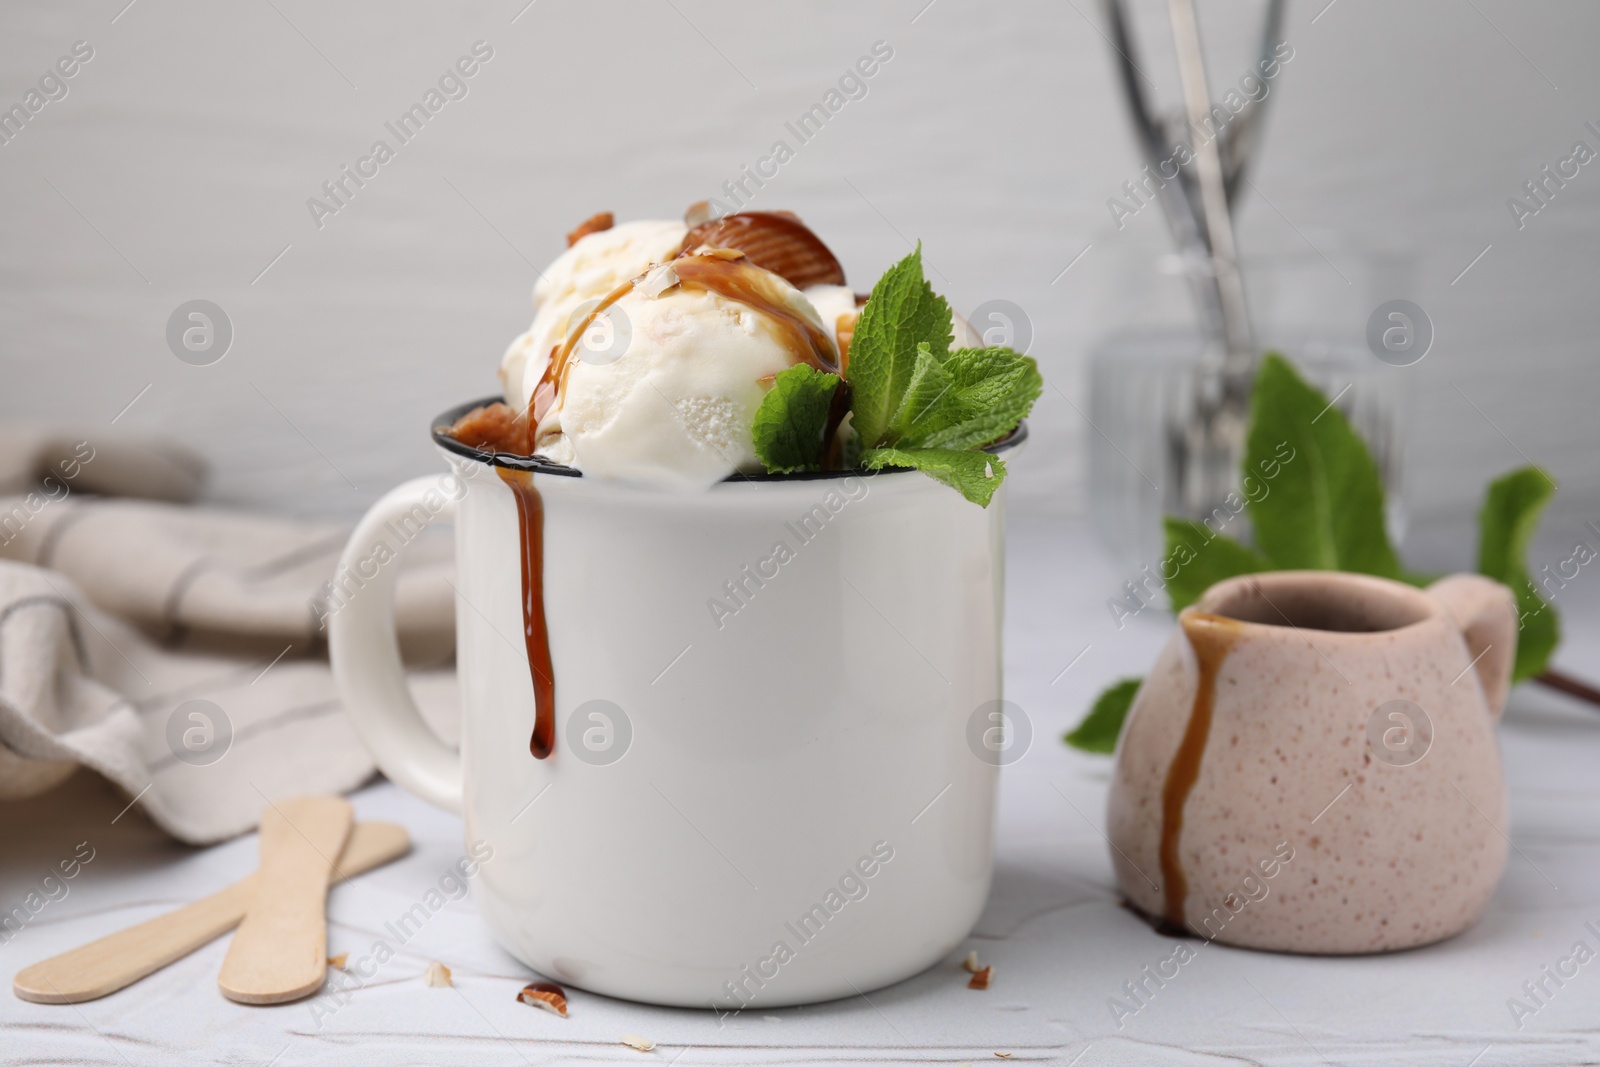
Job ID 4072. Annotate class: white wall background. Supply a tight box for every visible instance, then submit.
[2,0,1597,544]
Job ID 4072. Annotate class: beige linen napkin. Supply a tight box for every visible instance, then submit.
[0,428,457,844]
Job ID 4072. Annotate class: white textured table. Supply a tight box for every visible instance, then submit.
[5,514,1600,1066]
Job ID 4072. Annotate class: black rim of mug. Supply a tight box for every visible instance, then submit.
[431,396,1028,482]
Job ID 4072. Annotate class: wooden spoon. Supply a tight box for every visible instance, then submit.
[14,820,409,1004]
[218,796,353,1005]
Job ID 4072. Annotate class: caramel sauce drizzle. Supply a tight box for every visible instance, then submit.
[1158,612,1242,929]
[506,233,852,762]
[672,254,840,373]
[531,252,841,435]
[497,467,556,759]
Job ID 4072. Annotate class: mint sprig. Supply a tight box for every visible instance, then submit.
[750,245,1040,506]
[847,245,953,448]
[750,364,839,473]
[1065,353,1560,754]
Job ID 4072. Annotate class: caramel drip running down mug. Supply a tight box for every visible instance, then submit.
[1107,570,1517,954]
[329,400,1021,1008]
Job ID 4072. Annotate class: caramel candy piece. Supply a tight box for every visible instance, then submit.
[566,211,614,247]
[677,210,845,290]
[518,979,569,1016]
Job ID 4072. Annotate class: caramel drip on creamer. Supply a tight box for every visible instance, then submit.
[497,468,556,759]
[1158,613,1242,930]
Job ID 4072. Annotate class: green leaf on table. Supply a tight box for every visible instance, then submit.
[1065,677,1143,753]
[847,245,953,448]
[861,446,1006,507]
[751,364,840,473]
[1476,466,1560,682]
[1245,353,1402,578]
[1162,518,1275,611]
[1069,364,1570,758]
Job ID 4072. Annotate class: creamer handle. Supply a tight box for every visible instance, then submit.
[1427,574,1517,721]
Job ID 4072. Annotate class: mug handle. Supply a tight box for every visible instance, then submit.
[1426,573,1518,721]
[329,475,463,813]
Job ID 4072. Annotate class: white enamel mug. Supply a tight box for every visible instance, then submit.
[329,399,1021,1009]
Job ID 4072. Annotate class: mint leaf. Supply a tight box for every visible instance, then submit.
[1477,466,1560,682]
[751,364,840,473]
[1478,467,1554,580]
[834,248,1037,505]
[862,446,1006,507]
[940,346,1039,411]
[1245,353,1402,578]
[1065,678,1142,753]
[847,245,953,448]
[913,347,1042,451]
[1163,518,1274,611]
[890,343,964,444]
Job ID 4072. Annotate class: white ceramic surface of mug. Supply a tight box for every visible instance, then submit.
[329,400,1019,1008]
[1107,569,1517,954]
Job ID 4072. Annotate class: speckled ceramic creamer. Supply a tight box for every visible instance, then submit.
[1107,570,1517,954]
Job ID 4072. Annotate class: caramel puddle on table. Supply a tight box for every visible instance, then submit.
[498,467,556,759]
[1158,612,1243,931]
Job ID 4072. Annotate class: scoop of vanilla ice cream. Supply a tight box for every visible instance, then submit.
[541,261,832,488]
[500,219,688,409]
[804,284,984,352]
